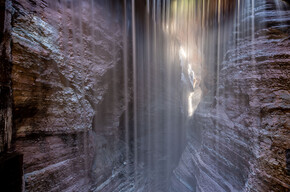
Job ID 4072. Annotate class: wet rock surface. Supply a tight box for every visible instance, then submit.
[11,0,127,191]
[1,0,289,191]
[172,0,290,191]
[0,0,13,153]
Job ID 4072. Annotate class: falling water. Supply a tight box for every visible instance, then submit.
[117,0,238,191]
[42,0,289,191]
[91,0,237,191]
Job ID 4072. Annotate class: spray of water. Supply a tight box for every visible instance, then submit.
[45,0,288,191]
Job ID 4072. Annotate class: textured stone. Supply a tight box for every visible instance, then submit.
[2,0,289,191]
[0,0,13,153]
[11,0,126,191]
[172,0,290,191]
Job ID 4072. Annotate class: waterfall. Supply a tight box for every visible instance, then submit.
[115,0,289,191]
[42,0,290,191]
[6,0,289,191]
[115,0,237,191]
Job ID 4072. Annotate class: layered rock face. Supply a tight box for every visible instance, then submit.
[172,0,290,191]
[0,0,12,153]
[10,0,127,191]
[1,0,289,191]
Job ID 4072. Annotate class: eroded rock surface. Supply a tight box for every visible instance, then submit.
[11,0,127,191]
[2,0,289,191]
[0,0,13,153]
[172,0,290,191]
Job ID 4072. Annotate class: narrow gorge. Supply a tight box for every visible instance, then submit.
[0,0,289,192]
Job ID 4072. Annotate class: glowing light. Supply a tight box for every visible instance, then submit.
[188,92,194,117]
[188,64,197,89]
[188,64,193,76]
[180,47,187,58]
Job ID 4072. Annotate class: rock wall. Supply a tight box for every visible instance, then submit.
[171,0,290,191]
[10,0,127,191]
[0,0,13,153]
[2,0,289,191]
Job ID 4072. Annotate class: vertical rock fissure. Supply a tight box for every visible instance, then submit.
[0,0,13,154]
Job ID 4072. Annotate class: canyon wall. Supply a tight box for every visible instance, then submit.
[0,0,12,154]
[1,0,289,191]
[171,0,290,191]
[10,0,127,191]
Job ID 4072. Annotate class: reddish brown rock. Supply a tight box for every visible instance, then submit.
[11,0,127,191]
[171,0,290,191]
[0,0,13,153]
